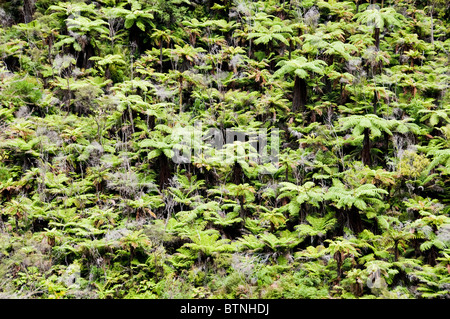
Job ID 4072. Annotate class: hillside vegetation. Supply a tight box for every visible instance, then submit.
[0,0,449,299]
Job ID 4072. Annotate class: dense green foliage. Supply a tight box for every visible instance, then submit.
[0,0,449,299]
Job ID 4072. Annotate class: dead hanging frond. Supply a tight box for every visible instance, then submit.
[106,170,140,199]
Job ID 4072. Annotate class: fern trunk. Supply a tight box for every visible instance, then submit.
[362,128,371,166]
[158,154,171,189]
[231,161,243,185]
[105,65,111,80]
[374,27,380,51]
[394,240,399,262]
[76,41,96,70]
[23,0,35,23]
[427,246,437,266]
[373,90,378,115]
[239,195,245,219]
[147,115,155,130]
[348,207,363,234]
[292,76,307,113]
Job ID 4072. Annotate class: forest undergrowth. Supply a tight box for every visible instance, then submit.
[0,0,449,299]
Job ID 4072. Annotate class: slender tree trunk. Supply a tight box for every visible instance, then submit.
[154,253,159,281]
[66,77,71,112]
[334,251,343,281]
[430,4,434,45]
[46,34,54,67]
[292,76,307,113]
[268,42,274,71]
[179,78,183,111]
[95,118,102,145]
[362,128,371,166]
[128,105,135,134]
[159,42,163,72]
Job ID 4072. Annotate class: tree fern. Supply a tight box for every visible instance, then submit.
[204,209,243,229]
[272,56,327,112]
[247,19,292,46]
[354,6,404,50]
[175,230,233,267]
[296,213,337,239]
[325,179,388,212]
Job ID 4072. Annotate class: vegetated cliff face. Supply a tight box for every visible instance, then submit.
[0,0,449,299]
